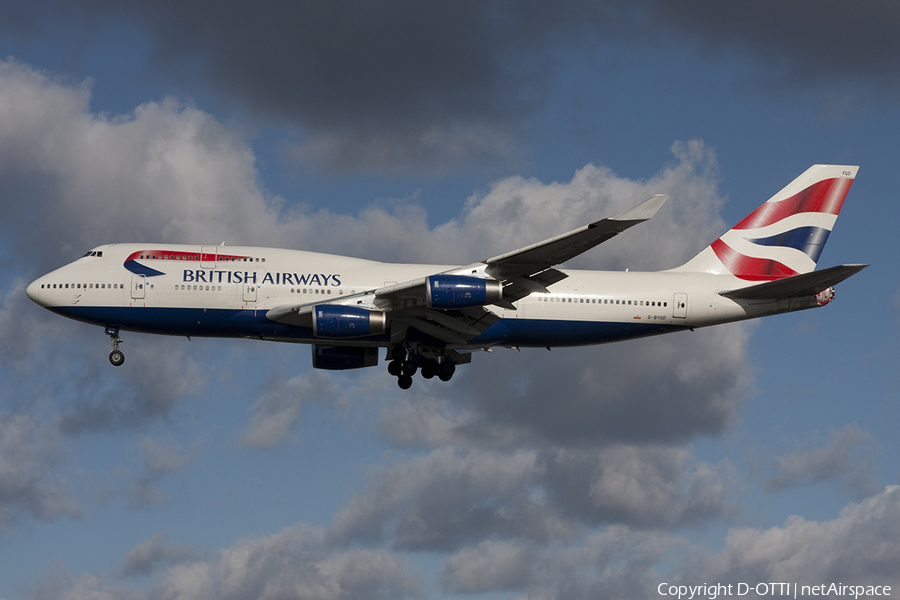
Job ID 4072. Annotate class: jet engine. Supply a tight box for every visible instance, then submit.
[312,305,386,338]
[426,275,502,309]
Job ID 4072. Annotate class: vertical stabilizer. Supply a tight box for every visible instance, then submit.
[674,165,858,280]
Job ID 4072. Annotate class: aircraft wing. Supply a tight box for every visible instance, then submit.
[484,194,669,281]
[265,291,499,346]
[267,195,668,344]
[719,264,869,300]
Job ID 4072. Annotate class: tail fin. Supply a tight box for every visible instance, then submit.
[675,165,858,280]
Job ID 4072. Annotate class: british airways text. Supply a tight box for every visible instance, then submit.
[182,270,341,286]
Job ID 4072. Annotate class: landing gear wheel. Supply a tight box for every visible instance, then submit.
[438,361,455,382]
[402,360,417,376]
[109,350,125,366]
[421,358,439,379]
[105,326,124,367]
[397,374,413,390]
[390,345,407,362]
[387,360,402,376]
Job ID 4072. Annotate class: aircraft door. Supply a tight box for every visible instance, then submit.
[673,293,687,318]
[243,284,257,303]
[131,274,146,299]
[201,246,217,269]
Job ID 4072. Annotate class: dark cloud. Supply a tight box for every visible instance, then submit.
[453,326,750,447]
[379,321,751,450]
[121,533,197,578]
[755,425,879,498]
[5,1,896,173]
[0,413,80,528]
[328,447,570,552]
[14,0,569,174]
[637,0,900,96]
[125,436,200,508]
[328,445,735,552]
[56,339,205,435]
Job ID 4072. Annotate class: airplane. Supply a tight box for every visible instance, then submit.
[26,164,867,389]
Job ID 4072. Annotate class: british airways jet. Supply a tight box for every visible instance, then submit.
[27,165,866,389]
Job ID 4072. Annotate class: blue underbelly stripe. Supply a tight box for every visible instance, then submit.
[51,305,688,347]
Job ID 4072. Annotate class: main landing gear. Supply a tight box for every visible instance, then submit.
[386,345,456,390]
[106,326,125,366]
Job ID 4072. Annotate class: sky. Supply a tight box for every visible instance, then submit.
[1,1,899,598]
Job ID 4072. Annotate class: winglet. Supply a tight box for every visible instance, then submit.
[610,193,669,222]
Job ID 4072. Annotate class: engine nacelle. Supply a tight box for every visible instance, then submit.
[426,275,502,309]
[312,305,386,338]
[311,345,379,370]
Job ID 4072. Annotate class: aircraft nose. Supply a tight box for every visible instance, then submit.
[26,277,47,306]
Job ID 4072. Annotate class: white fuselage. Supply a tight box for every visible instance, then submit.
[26,243,815,350]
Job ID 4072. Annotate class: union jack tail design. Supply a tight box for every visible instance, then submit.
[676,165,858,280]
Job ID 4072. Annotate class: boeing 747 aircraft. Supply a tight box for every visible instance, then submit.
[27,165,867,389]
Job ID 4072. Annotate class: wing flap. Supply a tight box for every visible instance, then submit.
[719,264,868,300]
[500,268,568,305]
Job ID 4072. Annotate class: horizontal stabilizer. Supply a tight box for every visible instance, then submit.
[719,264,868,300]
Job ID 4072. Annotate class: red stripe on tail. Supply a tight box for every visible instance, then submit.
[711,239,799,281]
[733,177,852,230]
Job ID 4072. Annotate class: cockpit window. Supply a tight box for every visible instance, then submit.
[81,250,103,258]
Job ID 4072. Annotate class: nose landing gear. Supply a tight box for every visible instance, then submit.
[106,326,124,366]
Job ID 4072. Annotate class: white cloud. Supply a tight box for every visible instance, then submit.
[686,485,900,584]
[27,525,423,600]
[441,527,681,598]
[152,524,424,600]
